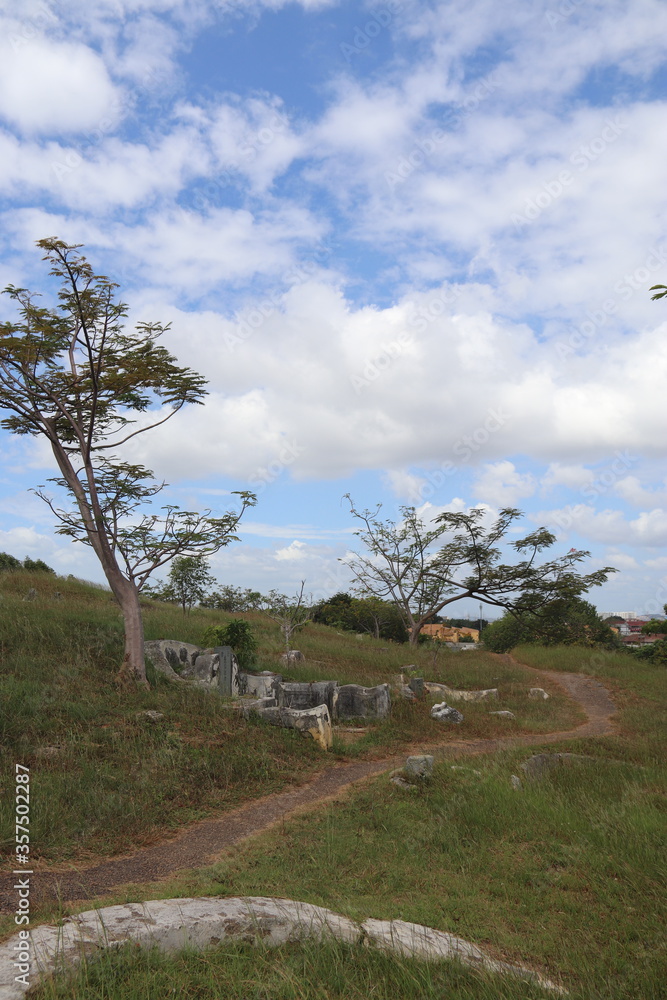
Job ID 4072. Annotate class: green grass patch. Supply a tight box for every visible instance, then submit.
[30,937,555,1000]
[103,749,665,999]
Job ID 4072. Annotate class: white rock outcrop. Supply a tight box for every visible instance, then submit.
[0,897,565,999]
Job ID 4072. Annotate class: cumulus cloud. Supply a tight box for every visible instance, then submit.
[0,39,119,134]
[473,461,536,507]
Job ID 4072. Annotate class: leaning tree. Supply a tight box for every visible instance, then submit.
[0,238,255,687]
[342,498,616,644]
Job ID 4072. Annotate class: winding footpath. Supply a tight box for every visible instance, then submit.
[0,663,617,913]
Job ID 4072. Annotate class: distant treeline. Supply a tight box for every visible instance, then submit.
[0,552,55,574]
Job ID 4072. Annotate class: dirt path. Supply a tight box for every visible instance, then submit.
[0,664,616,912]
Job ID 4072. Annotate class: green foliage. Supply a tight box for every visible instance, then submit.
[313,592,408,642]
[344,498,616,643]
[22,556,56,574]
[200,585,263,612]
[0,551,55,573]
[640,618,667,635]
[482,598,619,653]
[160,554,216,615]
[630,638,667,664]
[201,618,258,669]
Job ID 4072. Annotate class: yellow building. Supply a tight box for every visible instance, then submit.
[421,624,479,643]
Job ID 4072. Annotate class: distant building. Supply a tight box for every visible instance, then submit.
[422,624,479,643]
[598,611,652,622]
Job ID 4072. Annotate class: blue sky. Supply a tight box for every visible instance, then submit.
[1,0,666,617]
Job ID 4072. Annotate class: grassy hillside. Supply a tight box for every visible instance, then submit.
[32,643,663,1000]
[0,571,579,870]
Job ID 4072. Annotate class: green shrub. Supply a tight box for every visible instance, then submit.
[201,618,258,669]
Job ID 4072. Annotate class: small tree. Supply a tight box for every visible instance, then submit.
[260,581,311,652]
[342,498,616,644]
[0,239,255,687]
[158,554,216,615]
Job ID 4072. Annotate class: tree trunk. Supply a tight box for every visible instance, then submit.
[408,624,422,645]
[114,579,149,689]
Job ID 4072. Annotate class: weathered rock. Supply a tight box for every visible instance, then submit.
[336,683,391,720]
[180,648,240,695]
[404,755,434,778]
[399,685,416,701]
[278,680,339,716]
[489,710,515,719]
[249,703,333,750]
[390,774,418,790]
[34,746,62,758]
[528,687,549,700]
[451,765,481,776]
[240,671,282,699]
[0,896,565,1000]
[430,702,464,724]
[360,918,565,993]
[241,696,278,712]
[407,677,425,698]
[510,774,522,791]
[144,641,240,694]
[144,640,200,683]
[425,682,498,702]
[281,649,305,664]
[520,753,594,780]
[136,710,165,723]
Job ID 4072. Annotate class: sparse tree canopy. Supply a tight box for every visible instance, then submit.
[342,498,616,644]
[259,581,312,651]
[0,238,256,687]
[159,554,216,615]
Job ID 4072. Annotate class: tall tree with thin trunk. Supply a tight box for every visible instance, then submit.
[0,238,255,687]
[342,497,616,644]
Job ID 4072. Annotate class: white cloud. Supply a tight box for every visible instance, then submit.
[614,475,667,508]
[0,39,119,134]
[274,539,309,561]
[537,504,667,548]
[541,463,595,493]
[473,461,536,507]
